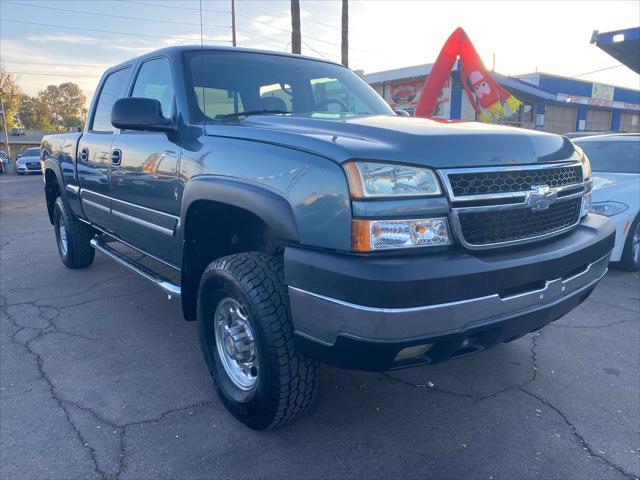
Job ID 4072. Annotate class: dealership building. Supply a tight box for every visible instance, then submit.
[364,65,640,134]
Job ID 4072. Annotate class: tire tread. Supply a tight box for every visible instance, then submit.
[55,197,95,269]
[202,252,319,429]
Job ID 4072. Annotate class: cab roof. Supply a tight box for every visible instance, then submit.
[110,45,342,72]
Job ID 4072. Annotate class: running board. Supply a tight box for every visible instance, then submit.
[90,237,181,298]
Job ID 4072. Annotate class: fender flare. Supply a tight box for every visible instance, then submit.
[179,176,300,322]
[43,158,66,224]
[180,176,300,243]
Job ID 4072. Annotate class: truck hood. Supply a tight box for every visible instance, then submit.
[204,114,578,168]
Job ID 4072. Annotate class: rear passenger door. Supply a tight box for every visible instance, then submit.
[78,66,131,231]
[109,57,181,266]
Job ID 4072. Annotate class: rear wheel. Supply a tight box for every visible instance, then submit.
[197,252,319,430]
[620,215,640,271]
[54,197,95,269]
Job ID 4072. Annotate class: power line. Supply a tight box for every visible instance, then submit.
[237,0,363,34]
[234,27,367,64]
[6,1,229,28]
[5,71,101,78]
[573,64,625,78]
[1,18,233,42]
[234,11,374,54]
[2,60,111,68]
[302,40,339,62]
[235,27,287,45]
[116,0,230,14]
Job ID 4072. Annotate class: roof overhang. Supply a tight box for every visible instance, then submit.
[591,27,640,74]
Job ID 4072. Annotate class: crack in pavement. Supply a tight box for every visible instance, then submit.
[520,388,638,480]
[3,272,135,307]
[383,330,541,401]
[383,329,637,479]
[1,291,212,480]
[587,298,640,315]
[550,318,637,330]
[3,300,109,480]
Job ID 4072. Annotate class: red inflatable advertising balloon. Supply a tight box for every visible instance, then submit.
[415,27,521,122]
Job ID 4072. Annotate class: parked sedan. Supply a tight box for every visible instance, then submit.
[15,147,42,175]
[574,134,640,270]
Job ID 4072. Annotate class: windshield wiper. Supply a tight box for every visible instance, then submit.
[215,109,288,120]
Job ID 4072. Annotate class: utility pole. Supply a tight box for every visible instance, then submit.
[231,0,237,46]
[0,88,11,161]
[341,0,348,67]
[291,0,301,54]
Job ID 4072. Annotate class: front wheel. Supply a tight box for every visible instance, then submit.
[53,197,95,269]
[197,252,319,430]
[620,215,640,271]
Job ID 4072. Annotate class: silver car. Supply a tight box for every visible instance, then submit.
[16,147,42,175]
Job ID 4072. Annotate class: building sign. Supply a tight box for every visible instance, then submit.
[391,81,419,105]
[387,77,450,118]
[556,93,640,111]
[592,83,615,101]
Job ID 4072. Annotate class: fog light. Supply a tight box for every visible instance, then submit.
[394,343,433,361]
[352,217,451,251]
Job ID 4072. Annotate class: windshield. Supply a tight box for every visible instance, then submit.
[184,51,393,122]
[23,148,40,157]
[575,138,640,174]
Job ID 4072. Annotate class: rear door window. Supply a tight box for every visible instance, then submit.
[91,67,131,132]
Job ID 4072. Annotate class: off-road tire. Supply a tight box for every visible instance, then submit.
[54,197,95,269]
[197,252,319,430]
[619,214,640,271]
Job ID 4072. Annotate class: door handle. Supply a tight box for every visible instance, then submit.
[79,147,89,162]
[111,149,122,165]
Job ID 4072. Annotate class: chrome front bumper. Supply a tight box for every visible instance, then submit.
[289,252,610,345]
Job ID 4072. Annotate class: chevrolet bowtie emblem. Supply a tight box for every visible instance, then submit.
[526,185,558,211]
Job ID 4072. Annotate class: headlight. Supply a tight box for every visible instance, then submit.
[344,161,441,198]
[352,217,451,251]
[591,201,628,217]
[575,145,591,180]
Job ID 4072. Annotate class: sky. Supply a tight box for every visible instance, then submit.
[1,0,639,103]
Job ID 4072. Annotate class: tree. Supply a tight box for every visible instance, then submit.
[37,82,86,131]
[0,68,22,130]
[18,95,50,130]
[291,0,301,54]
[341,0,348,67]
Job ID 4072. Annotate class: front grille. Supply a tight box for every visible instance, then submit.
[448,165,582,197]
[26,162,40,169]
[457,198,581,246]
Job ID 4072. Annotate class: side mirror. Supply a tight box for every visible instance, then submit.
[395,110,411,117]
[111,97,175,132]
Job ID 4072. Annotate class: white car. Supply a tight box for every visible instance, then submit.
[15,147,42,175]
[574,134,640,271]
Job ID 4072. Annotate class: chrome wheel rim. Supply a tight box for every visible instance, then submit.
[214,298,258,390]
[632,223,640,264]
[58,223,68,256]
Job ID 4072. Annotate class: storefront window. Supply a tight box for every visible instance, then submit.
[499,101,534,129]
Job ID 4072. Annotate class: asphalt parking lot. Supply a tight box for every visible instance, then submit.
[1,174,638,480]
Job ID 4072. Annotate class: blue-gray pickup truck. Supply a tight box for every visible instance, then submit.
[41,46,615,429]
